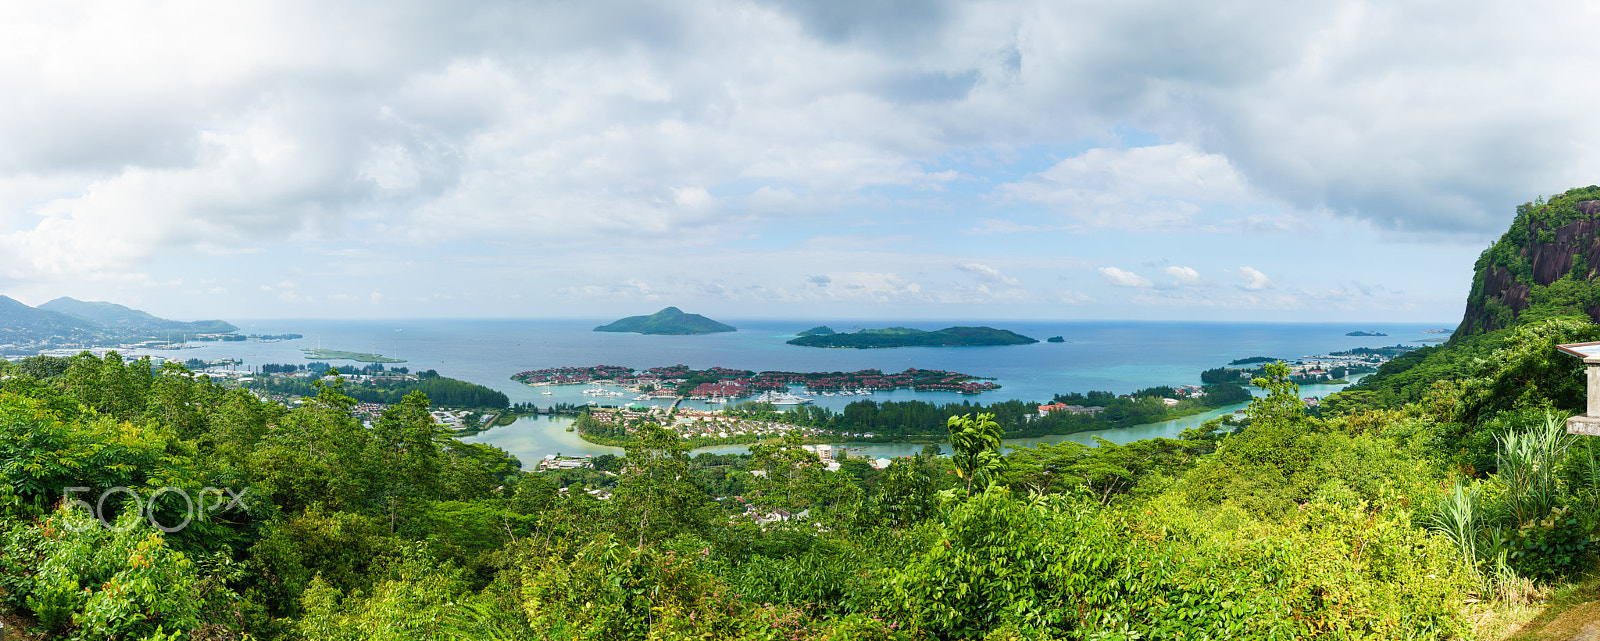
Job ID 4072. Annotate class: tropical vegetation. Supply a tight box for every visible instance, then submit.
[8,189,1600,638]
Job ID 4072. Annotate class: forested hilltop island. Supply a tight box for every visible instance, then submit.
[593,306,736,335]
[787,325,1038,348]
[15,192,1600,639]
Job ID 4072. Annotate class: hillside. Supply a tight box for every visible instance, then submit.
[593,306,736,335]
[1454,185,1600,339]
[787,325,1038,348]
[39,297,236,334]
[0,295,237,350]
[0,295,102,346]
[1331,185,1600,413]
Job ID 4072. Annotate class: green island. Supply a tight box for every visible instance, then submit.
[13,189,1600,639]
[301,348,407,363]
[593,306,736,335]
[512,364,1001,394]
[1345,330,1387,336]
[245,365,507,412]
[786,325,1038,348]
[1046,335,1065,342]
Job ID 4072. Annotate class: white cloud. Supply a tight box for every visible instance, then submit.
[1238,266,1275,290]
[1163,265,1201,286]
[0,0,1566,322]
[1099,267,1153,288]
[1057,289,1093,304]
[814,272,924,302]
[955,263,1019,286]
[559,279,662,301]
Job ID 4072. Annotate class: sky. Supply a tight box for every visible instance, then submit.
[2,0,1598,323]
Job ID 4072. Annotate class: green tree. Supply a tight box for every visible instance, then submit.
[947,413,1003,495]
[372,391,443,532]
[513,473,558,515]
[1247,361,1304,426]
[15,355,69,380]
[873,453,941,527]
[614,423,710,547]
[58,351,154,421]
[250,372,378,514]
[144,361,214,440]
[0,505,215,639]
[747,432,831,512]
[1457,316,1600,424]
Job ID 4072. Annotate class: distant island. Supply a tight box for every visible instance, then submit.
[1047,336,1065,343]
[512,364,1000,395]
[302,348,406,363]
[594,307,736,335]
[786,326,1038,349]
[797,326,835,337]
[1345,331,1388,337]
[1228,356,1282,365]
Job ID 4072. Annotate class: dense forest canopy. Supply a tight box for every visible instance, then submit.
[247,370,509,409]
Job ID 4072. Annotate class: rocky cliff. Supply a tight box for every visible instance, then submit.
[1454,187,1600,340]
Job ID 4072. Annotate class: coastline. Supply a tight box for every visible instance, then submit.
[566,400,1230,449]
[465,373,1370,466]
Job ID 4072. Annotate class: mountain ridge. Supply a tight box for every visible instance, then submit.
[39,297,236,334]
[0,295,236,350]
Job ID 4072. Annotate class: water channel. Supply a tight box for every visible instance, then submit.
[464,376,1364,467]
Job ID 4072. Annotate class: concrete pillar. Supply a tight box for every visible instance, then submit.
[1590,360,1600,417]
[1569,359,1600,436]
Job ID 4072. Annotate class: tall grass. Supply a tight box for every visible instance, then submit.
[1432,412,1579,601]
[1432,483,1480,568]
[1493,412,1573,525]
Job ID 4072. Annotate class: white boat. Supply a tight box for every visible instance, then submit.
[755,391,811,405]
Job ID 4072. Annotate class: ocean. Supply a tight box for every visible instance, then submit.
[114,318,1445,465]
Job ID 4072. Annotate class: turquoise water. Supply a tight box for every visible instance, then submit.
[465,375,1367,467]
[125,318,1432,466]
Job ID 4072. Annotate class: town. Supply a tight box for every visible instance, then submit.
[578,405,862,442]
[512,364,1002,400]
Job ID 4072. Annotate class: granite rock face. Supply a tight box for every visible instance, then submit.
[1455,199,1600,338]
